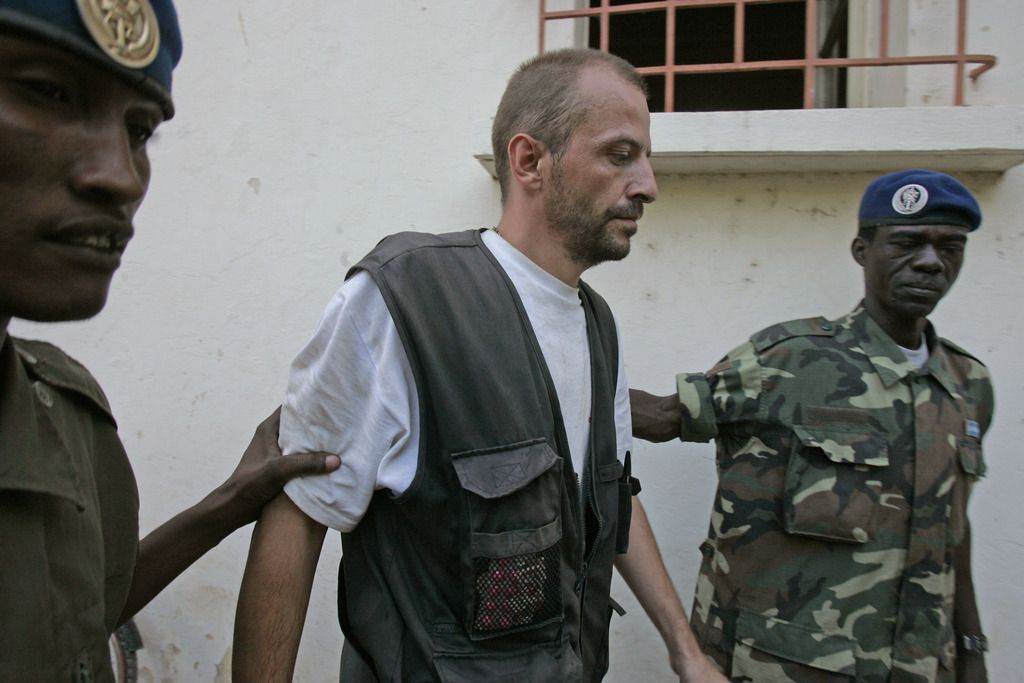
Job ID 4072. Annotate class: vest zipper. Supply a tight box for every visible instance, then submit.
[575,415,606,667]
[578,459,605,588]
[572,473,592,670]
[575,295,609,667]
[572,471,586,594]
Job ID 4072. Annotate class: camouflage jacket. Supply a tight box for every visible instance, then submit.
[677,305,993,683]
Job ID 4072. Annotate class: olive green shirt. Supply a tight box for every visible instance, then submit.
[0,336,138,683]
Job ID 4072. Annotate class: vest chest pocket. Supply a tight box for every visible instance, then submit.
[784,425,889,544]
[451,439,564,640]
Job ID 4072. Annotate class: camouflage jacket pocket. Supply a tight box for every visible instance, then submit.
[957,437,986,478]
[949,437,986,546]
[784,425,889,544]
[730,609,857,681]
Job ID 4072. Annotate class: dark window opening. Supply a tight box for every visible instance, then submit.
[587,0,848,111]
[548,0,995,111]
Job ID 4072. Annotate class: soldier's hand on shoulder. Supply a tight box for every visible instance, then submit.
[218,407,340,526]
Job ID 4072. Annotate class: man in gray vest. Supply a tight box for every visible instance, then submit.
[234,49,724,682]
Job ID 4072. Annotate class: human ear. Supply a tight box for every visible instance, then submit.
[507,134,547,194]
[851,236,867,267]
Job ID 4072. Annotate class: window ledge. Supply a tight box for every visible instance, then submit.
[474,105,1024,176]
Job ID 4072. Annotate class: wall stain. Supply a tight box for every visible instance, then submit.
[237,12,249,47]
[784,205,838,218]
[151,642,180,682]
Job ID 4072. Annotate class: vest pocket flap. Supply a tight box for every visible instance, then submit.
[734,609,857,676]
[792,425,889,467]
[597,460,623,482]
[471,518,561,559]
[452,440,559,499]
[434,636,582,683]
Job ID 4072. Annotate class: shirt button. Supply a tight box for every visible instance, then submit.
[33,382,54,408]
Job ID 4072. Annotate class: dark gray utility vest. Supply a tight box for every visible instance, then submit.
[337,230,635,682]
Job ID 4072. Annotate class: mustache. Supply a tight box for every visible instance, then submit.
[605,200,644,221]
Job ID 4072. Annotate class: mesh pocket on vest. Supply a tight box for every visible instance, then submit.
[471,544,561,637]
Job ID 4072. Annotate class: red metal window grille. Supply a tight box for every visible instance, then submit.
[538,0,996,112]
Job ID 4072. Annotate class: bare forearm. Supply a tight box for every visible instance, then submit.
[119,408,337,624]
[120,486,242,623]
[233,493,326,682]
[615,498,722,681]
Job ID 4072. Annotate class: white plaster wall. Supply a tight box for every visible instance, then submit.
[11,1,1024,681]
[961,0,1024,105]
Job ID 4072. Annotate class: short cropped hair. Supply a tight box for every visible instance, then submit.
[491,48,647,203]
[857,225,880,242]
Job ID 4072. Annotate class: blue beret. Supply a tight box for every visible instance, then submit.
[0,0,182,119]
[859,169,981,232]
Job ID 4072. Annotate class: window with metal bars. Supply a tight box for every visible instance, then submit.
[538,0,996,112]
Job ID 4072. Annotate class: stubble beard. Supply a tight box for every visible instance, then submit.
[544,165,642,269]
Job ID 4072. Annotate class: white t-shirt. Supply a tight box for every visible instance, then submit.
[281,229,632,532]
[898,335,930,369]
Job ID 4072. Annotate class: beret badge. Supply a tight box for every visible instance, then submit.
[75,0,160,69]
[891,184,929,215]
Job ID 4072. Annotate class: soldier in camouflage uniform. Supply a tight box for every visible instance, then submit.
[631,170,992,682]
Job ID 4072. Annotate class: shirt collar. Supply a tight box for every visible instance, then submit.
[848,303,960,399]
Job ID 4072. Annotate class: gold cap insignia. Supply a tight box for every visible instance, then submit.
[76,0,161,69]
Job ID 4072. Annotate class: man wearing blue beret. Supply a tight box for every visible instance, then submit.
[0,2,338,680]
[632,170,992,681]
